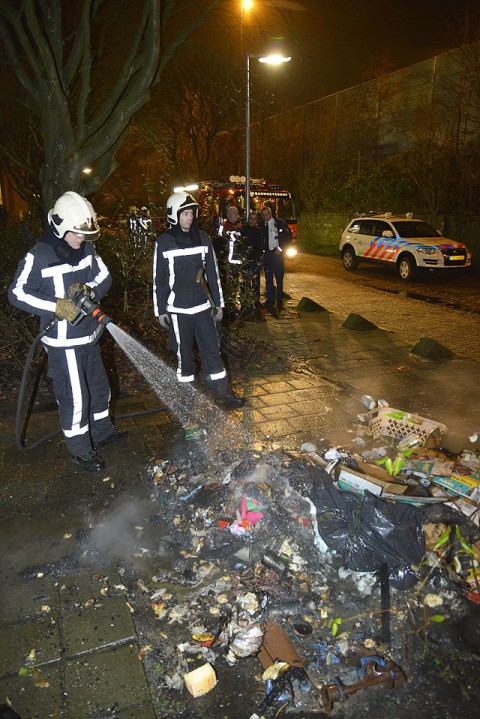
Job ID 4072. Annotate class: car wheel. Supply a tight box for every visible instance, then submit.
[341,246,358,271]
[397,254,416,281]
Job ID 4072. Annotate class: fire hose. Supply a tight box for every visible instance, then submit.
[15,287,166,451]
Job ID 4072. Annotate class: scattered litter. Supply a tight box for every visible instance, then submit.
[130,398,480,717]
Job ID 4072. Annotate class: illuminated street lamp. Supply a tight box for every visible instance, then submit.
[245,52,291,217]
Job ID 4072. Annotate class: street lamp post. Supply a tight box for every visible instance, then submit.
[245,52,291,217]
[246,53,251,218]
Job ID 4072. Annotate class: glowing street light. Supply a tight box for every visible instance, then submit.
[245,51,291,217]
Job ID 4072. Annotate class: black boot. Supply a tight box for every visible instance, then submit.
[95,426,128,448]
[267,302,278,318]
[208,377,245,409]
[71,449,105,472]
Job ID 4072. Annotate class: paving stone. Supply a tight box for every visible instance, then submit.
[258,380,295,393]
[288,377,318,389]
[0,616,60,677]
[259,392,299,408]
[255,419,298,438]
[247,395,269,409]
[59,566,126,612]
[129,412,173,429]
[258,403,300,420]
[0,572,57,624]
[116,703,157,718]
[64,643,149,719]
[0,662,63,719]
[61,595,136,656]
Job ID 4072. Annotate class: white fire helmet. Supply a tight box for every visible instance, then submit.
[166,192,199,226]
[47,191,99,238]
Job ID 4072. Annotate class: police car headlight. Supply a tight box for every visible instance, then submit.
[286,247,297,258]
[417,247,438,255]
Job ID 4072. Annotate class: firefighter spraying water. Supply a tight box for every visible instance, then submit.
[9,191,127,472]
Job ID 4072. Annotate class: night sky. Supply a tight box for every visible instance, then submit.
[237,0,473,106]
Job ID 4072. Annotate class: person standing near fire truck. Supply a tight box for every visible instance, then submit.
[8,191,126,472]
[217,205,246,318]
[242,210,264,320]
[153,191,245,408]
[260,204,292,315]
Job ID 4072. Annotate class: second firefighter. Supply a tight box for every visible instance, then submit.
[153,191,245,409]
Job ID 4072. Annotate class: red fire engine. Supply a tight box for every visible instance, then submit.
[177,177,298,243]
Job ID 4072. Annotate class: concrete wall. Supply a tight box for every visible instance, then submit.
[299,212,480,266]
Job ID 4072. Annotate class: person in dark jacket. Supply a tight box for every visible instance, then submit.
[153,191,244,409]
[242,210,264,320]
[9,191,126,472]
[217,205,247,317]
[259,204,292,314]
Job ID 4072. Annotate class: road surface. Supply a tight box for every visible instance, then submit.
[284,253,480,361]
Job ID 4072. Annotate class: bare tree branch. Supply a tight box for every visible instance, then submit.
[0,0,224,210]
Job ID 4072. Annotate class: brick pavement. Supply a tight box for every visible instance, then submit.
[1,287,479,717]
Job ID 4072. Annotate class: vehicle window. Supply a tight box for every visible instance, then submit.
[348,222,361,233]
[276,197,295,222]
[358,220,375,235]
[391,221,440,238]
[373,220,392,236]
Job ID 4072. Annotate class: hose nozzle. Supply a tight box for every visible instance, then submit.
[68,288,113,326]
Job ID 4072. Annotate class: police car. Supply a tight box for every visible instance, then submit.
[339,213,471,281]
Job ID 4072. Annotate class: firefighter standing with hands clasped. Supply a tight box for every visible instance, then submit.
[9,191,127,472]
[153,191,245,409]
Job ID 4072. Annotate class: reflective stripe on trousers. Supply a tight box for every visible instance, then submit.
[46,343,113,455]
[169,308,226,382]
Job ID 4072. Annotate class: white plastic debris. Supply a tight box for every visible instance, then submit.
[360,395,376,410]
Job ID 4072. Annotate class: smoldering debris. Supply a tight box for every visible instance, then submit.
[105,421,480,719]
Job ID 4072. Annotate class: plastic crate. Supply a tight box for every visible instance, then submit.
[368,407,447,446]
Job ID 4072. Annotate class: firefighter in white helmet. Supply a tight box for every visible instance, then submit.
[153,191,245,408]
[9,191,127,472]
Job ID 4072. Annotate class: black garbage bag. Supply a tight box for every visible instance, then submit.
[312,469,425,589]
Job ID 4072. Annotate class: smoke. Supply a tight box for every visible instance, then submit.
[87,495,153,561]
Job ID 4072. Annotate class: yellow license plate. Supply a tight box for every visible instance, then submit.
[449,255,463,261]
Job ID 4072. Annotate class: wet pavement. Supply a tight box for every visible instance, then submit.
[1,287,479,718]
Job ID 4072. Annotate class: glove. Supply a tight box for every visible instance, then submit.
[212,307,223,322]
[158,314,171,329]
[55,298,80,322]
[67,282,93,300]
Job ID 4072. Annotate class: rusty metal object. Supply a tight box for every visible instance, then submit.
[258,622,405,715]
[319,655,406,712]
[258,620,306,670]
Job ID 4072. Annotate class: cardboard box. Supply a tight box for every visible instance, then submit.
[431,470,480,503]
[337,465,407,496]
[357,460,409,488]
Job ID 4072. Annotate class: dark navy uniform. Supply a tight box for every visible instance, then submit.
[153,225,227,385]
[9,228,114,455]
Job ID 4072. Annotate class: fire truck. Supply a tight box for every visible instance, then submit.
[177,177,298,244]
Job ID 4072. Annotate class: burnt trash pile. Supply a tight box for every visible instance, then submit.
[116,398,480,719]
